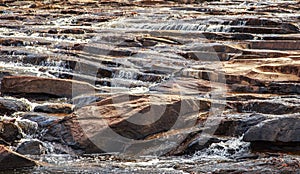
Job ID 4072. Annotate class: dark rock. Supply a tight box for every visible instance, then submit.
[232,100,300,115]
[60,29,85,34]
[0,145,39,170]
[48,28,58,34]
[16,140,46,155]
[214,114,266,136]
[0,120,23,144]
[0,97,30,115]
[34,103,74,114]
[243,117,300,153]
[0,38,25,46]
[183,134,224,155]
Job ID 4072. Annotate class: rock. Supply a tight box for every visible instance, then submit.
[150,77,213,95]
[230,100,300,115]
[60,29,85,34]
[15,118,38,135]
[34,103,74,114]
[214,114,266,136]
[243,117,300,153]
[1,76,101,98]
[0,145,39,170]
[20,112,91,153]
[181,134,224,155]
[20,112,59,130]
[0,38,25,46]
[16,140,46,155]
[17,94,212,155]
[74,94,211,154]
[0,119,23,144]
[250,41,300,50]
[0,97,30,115]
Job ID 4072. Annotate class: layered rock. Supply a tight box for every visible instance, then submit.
[243,117,300,153]
[0,0,299,171]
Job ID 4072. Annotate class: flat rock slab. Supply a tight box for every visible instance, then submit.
[1,76,101,98]
[34,103,74,114]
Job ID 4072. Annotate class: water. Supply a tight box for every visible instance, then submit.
[4,137,251,174]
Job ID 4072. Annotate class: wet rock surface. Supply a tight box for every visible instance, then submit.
[0,0,299,173]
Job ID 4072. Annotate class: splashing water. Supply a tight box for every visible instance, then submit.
[192,137,251,161]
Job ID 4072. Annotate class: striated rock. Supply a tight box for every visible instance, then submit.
[0,145,39,170]
[243,117,300,153]
[34,103,74,114]
[1,76,101,98]
[0,97,30,115]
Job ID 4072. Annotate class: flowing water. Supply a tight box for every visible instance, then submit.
[1,0,300,173]
[3,137,252,174]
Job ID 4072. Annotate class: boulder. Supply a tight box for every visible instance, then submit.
[0,145,38,170]
[243,117,300,153]
[1,76,100,98]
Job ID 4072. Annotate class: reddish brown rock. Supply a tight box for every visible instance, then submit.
[34,103,74,114]
[1,76,100,98]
